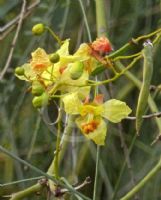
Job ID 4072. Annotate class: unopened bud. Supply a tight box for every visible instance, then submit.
[69,61,84,80]
[32,93,48,108]
[15,67,24,76]
[32,23,45,35]
[32,81,45,96]
[49,53,60,63]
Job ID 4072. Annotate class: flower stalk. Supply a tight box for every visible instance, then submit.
[93,0,108,199]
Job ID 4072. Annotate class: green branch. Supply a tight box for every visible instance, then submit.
[120,157,161,200]
[96,0,108,37]
[109,28,161,58]
[10,183,44,200]
[93,1,108,200]
[0,146,91,200]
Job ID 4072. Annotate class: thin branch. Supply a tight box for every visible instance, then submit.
[0,0,40,33]
[117,123,138,200]
[0,0,26,80]
[0,146,91,200]
[0,0,40,41]
[60,176,91,194]
[126,112,161,120]
[120,157,161,200]
[0,176,44,187]
[78,0,92,42]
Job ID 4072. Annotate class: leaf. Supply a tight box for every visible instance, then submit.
[102,99,132,123]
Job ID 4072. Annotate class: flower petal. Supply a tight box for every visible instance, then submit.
[102,99,132,123]
[56,39,70,56]
[31,48,51,72]
[62,92,82,114]
[15,64,36,81]
[76,116,107,145]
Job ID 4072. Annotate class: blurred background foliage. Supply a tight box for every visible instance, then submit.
[0,0,161,199]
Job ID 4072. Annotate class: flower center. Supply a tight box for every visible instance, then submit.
[81,120,99,134]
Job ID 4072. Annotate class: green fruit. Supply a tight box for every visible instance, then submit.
[32,81,45,96]
[32,93,48,108]
[49,53,60,63]
[32,23,45,35]
[69,61,84,80]
[15,67,24,76]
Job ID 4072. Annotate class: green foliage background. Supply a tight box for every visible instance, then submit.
[0,0,161,199]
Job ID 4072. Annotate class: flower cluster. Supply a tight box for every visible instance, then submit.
[15,30,131,145]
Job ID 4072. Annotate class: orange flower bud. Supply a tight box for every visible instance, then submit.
[91,37,112,54]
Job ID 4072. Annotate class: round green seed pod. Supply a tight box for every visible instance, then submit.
[32,93,48,108]
[32,81,45,96]
[69,61,84,80]
[49,53,60,63]
[15,67,24,76]
[32,23,45,35]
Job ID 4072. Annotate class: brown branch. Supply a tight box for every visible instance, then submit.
[0,0,40,33]
[59,177,91,195]
[0,0,26,81]
[0,0,40,41]
[126,112,161,120]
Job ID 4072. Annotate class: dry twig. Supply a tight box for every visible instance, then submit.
[0,0,26,80]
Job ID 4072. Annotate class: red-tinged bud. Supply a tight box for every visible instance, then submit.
[91,37,112,55]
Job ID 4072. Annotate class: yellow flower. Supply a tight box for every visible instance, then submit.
[31,48,51,72]
[63,92,132,145]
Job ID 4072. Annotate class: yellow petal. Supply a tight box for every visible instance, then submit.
[79,104,103,116]
[56,39,70,56]
[15,64,36,81]
[31,48,51,72]
[62,92,82,114]
[102,99,132,123]
[76,116,107,145]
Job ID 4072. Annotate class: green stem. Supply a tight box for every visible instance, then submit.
[53,100,63,179]
[96,0,108,37]
[47,100,63,192]
[113,52,141,61]
[0,176,43,187]
[115,61,161,132]
[112,135,137,200]
[89,55,141,86]
[10,183,43,200]
[59,115,76,162]
[108,28,161,59]
[0,146,91,200]
[93,1,108,200]
[93,145,100,200]
[78,0,92,42]
[45,26,63,46]
[120,157,161,200]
